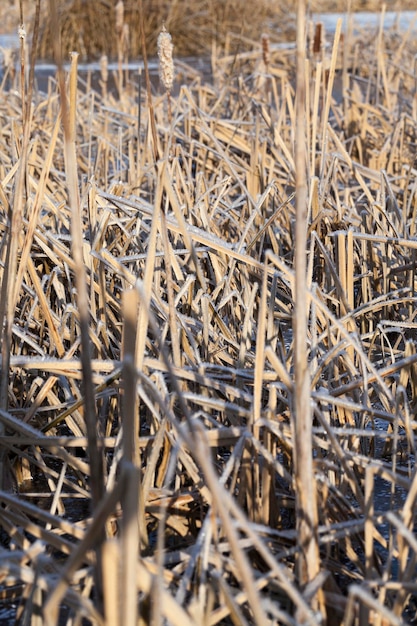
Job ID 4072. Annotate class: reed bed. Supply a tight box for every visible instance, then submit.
[30,0,417,61]
[35,0,285,59]
[1,5,417,626]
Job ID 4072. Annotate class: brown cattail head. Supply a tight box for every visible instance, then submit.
[313,23,323,56]
[115,0,124,36]
[157,25,174,93]
[261,33,270,70]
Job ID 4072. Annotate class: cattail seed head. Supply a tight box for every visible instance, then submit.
[100,54,108,84]
[157,25,174,93]
[261,33,270,69]
[313,23,323,56]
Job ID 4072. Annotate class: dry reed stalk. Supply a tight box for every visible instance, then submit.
[160,202,182,368]
[46,1,106,617]
[293,0,320,599]
[114,1,130,99]
[0,0,40,488]
[138,0,159,162]
[119,288,142,624]
[318,18,342,183]
[102,539,119,626]
[52,32,105,503]
[99,54,108,99]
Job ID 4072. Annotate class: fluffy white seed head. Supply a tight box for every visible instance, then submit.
[157,25,174,93]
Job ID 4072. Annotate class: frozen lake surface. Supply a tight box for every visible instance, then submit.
[315,9,417,32]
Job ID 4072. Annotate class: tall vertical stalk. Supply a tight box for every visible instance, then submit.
[48,0,104,609]
[0,0,40,488]
[138,0,159,162]
[120,288,141,626]
[293,0,320,598]
[63,49,105,517]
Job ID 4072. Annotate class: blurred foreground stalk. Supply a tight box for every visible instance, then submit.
[293,0,320,609]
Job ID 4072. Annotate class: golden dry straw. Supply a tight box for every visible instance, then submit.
[115,0,124,36]
[0,3,417,625]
